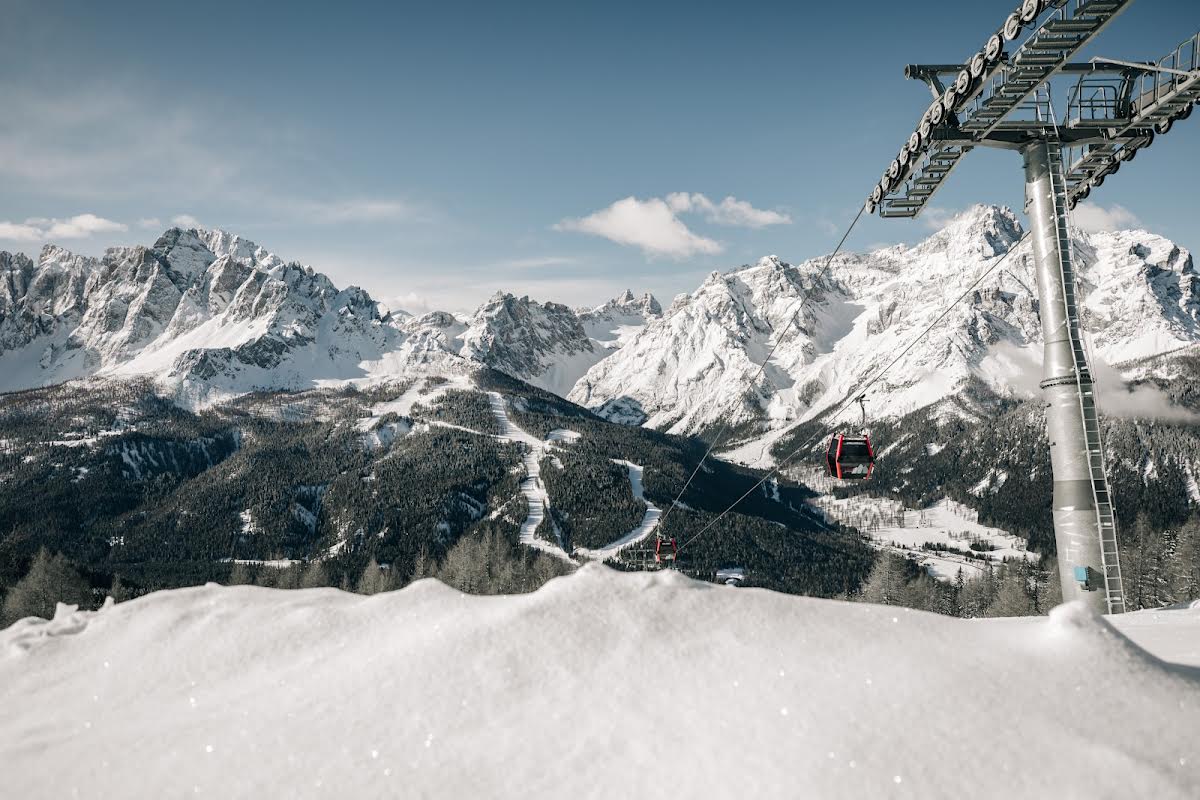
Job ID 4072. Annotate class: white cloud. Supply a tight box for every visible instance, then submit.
[137,217,162,229]
[555,196,723,259]
[1072,203,1142,233]
[665,192,791,228]
[0,213,126,242]
[0,221,45,241]
[171,214,202,228]
[44,213,127,238]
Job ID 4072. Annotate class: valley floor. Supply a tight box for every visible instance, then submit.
[2,565,1198,799]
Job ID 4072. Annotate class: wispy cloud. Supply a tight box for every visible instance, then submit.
[1072,202,1142,233]
[380,291,439,316]
[555,196,723,259]
[0,84,428,233]
[493,256,580,269]
[0,213,126,242]
[665,192,791,229]
[300,199,421,224]
[920,207,960,231]
[171,214,203,228]
[136,217,162,229]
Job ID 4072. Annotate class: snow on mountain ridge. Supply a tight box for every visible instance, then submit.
[0,229,658,403]
[570,204,1199,445]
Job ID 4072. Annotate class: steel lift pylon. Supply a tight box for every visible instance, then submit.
[866,0,1200,613]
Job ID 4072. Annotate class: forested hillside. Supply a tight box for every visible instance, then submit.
[770,354,1200,611]
[0,371,872,621]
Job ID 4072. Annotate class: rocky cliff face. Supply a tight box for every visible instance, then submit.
[569,205,1198,439]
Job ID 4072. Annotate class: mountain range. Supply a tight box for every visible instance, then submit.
[3,204,1196,457]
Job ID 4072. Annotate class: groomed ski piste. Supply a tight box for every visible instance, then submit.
[574,460,663,561]
[486,391,575,561]
[352,379,659,564]
[2,565,1198,799]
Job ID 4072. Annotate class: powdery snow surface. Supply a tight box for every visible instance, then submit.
[2,567,1199,799]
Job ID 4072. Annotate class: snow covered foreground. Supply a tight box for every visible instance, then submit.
[2,567,1199,799]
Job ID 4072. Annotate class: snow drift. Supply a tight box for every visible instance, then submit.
[2,565,1199,799]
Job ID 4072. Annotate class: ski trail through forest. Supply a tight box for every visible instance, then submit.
[486,392,574,562]
[575,460,662,560]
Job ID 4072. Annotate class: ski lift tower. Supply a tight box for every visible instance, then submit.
[867,0,1200,614]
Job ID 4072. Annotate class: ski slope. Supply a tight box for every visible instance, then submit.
[2,566,1198,799]
[486,392,573,562]
[574,460,662,560]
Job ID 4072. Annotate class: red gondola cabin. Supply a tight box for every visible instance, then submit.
[655,536,678,563]
[826,434,875,480]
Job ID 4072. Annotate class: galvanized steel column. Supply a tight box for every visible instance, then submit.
[1022,138,1108,613]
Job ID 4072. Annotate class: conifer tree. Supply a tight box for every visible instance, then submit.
[298,561,329,589]
[1175,515,1200,601]
[1,548,92,625]
[108,574,132,603]
[986,565,1036,617]
[356,558,397,595]
[228,563,255,586]
[859,553,907,606]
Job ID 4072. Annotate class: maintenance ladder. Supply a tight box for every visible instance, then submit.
[1046,138,1126,614]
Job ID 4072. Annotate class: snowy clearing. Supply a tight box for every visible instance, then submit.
[355,376,469,432]
[806,477,1033,580]
[1,566,1198,799]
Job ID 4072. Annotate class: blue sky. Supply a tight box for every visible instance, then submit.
[1,0,1196,312]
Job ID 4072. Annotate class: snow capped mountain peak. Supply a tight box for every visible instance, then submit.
[458,292,599,394]
[913,204,1025,260]
[570,204,1200,444]
[585,289,663,319]
[154,227,284,277]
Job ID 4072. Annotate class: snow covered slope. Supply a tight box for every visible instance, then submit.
[2,566,1198,799]
[570,205,1199,437]
[458,293,603,396]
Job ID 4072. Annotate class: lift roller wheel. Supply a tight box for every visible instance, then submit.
[918,118,933,144]
[886,159,902,180]
[908,130,922,154]
[969,52,987,79]
[954,69,972,97]
[984,33,1003,64]
[927,98,946,127]
[1154,117,1173,135]
[942,87,960,115]
[1019,0,1042,25]
[870,184,884,204]
[1002,13,1022,42]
